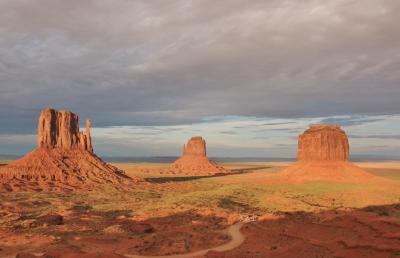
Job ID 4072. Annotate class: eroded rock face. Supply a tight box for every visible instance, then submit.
[298,125,349,161]
[0,108,139,192]
[182,136,207,157]
[171,136,228,175]
[281,124,374,182]
[86,119,93,152]
[38,108,93,152]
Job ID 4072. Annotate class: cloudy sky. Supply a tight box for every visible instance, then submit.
[0,0,399,159]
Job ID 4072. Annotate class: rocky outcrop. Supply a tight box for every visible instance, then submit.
[171,136,228,176]
[281,125,374,182]
[182,136,207,157]
[86,119,93,152]
[298,125,349,161]
[0,108,139,192]
[38,109,93,152]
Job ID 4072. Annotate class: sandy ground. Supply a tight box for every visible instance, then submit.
[1,161,400,257]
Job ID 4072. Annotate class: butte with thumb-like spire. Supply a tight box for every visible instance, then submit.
[0,108,139,192]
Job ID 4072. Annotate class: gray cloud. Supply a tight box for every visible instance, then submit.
[349,134,400,139]
[262,122,297,126]
[0,0,400,134]
[219,131,237,135]
[318,116,386,126]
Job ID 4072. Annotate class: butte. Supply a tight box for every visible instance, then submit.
[171,136,229,176]
[0,108,139,192]
[280,124,375,182]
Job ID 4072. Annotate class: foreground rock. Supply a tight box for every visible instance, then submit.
[206,206,400,258]
[281,125,375,182]
[171,136,229,176]
[0,108,139,192]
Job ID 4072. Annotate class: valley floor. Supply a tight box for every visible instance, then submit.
[1,162,400,258]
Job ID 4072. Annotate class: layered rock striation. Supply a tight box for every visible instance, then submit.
[281,125,374,182]
[298,125,349,161]
[0,108,139,192]
[171,136,228,175]
[38,109,93,151]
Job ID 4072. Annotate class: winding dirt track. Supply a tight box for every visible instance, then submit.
[124,222,245,258]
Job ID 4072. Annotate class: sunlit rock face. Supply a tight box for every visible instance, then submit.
[298,125,349,161]
[182,136,207,157]
[38,108,92,152]
[0,108,138,192]
[281,125,375,182]
[172,136,229,176]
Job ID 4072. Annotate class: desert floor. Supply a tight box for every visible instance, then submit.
[1,161,400,258]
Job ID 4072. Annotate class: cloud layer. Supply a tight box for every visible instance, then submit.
[2,114,399,159]
[0,0,399,157]
[1,0,400,128]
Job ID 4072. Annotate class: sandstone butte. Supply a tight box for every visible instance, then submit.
[0,108,140,192]
[281,124,375,182]
[171,136,229,176]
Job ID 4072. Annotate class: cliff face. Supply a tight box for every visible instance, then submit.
[38,108,93,152]
[182,136,207,157]
[298,125,349,161]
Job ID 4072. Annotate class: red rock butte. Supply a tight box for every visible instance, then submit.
[0,108,139,192]
[172,136,228,175]
[38,109,93,151]
[281,124,375,182]
[298,125,349,161]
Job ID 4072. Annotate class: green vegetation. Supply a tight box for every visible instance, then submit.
[1,164,400,227]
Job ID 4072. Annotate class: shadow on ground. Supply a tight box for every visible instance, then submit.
[207,203,400,258]
[8,203,400,258]
[145,166,271,183]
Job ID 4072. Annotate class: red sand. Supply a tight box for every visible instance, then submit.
[280,161,376,182]
[0,147,137,192]
[206,206,400,258]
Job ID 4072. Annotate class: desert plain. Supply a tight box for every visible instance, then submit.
[2,1,400,257]
[1,160,400,258]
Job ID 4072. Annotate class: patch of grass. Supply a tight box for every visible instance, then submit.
[2,163,400,227]
[90,209,133,218]
[217,197,256,213]
[283,181,360,195]
[70,204,93,213]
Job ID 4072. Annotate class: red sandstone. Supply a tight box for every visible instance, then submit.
[171,136,229,175]
[0,108,139,192]
[281,125,375,182]
[298,124,349,161]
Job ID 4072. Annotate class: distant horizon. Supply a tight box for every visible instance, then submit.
[1,114,399,159]
[1,154,400,163]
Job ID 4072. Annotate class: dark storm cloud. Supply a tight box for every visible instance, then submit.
[0,0,400,134]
